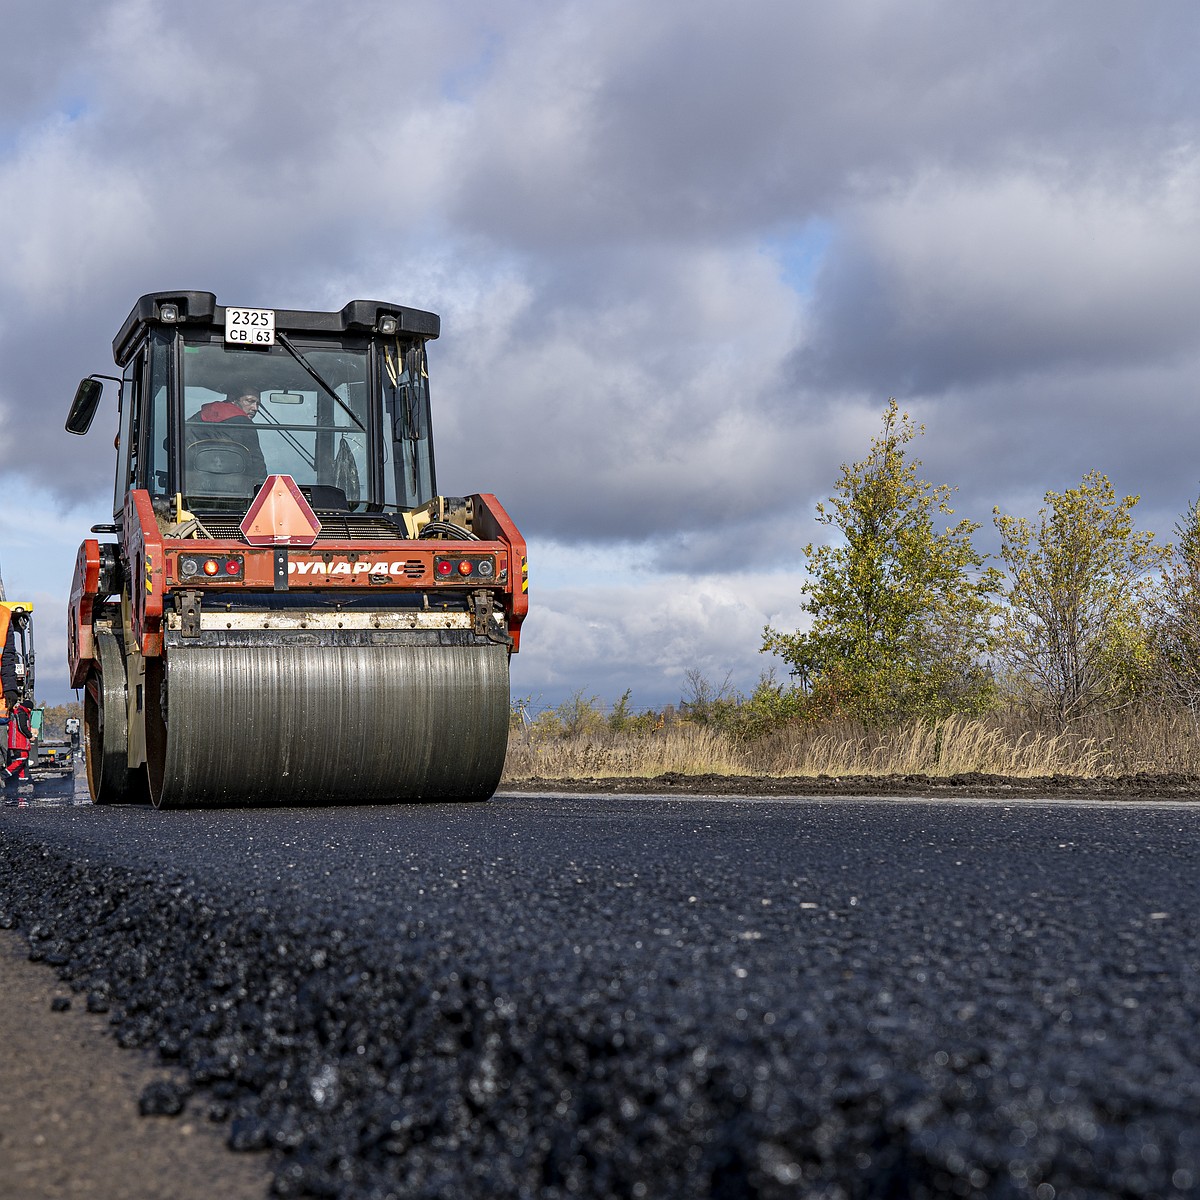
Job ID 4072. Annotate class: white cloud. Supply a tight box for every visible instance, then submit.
[512,539,806,712]
[806,159,1200,393]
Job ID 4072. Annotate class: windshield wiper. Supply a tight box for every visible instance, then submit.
[276,333,365,430]
[255,405,317,469]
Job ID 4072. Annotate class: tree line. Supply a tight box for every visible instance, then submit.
[758,399,1200,731]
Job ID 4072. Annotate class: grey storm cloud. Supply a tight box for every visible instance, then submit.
[2,0,1200,706]
[802,168,1200,396]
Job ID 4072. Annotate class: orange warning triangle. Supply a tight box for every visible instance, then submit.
[240,475,322,546]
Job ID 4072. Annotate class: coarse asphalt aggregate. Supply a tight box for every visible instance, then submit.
[0,791,1197,1199]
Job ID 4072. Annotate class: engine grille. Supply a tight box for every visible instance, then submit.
[195,514,407,543]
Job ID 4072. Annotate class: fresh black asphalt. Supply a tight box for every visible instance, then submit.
[0,792,1197,1199]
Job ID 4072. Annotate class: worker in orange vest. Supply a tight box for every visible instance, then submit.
[0,605,33,791]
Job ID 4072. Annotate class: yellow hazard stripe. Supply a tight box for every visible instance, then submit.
[521,556,528,593]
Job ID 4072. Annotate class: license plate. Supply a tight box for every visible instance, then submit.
[224,307,276,345]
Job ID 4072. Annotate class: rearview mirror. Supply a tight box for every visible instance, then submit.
[65,377,104,435]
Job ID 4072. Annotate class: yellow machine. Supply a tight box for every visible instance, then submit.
[0,600,47,777]
[0,600,35,716]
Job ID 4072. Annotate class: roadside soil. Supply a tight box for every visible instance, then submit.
[505,770,1200,800]
[1,765,271,1199]
[0,930,272,1200]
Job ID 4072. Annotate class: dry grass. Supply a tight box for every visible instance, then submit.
[503,706,1200,781]
[740,714,1108,777]
[504,724,745,779]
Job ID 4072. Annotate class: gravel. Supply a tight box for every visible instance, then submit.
[0,793,1198,1199]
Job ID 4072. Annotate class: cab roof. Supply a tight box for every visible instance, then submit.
[113,291,440,367]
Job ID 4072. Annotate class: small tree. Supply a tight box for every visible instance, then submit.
[552,690,607,738]
[725,670,806,741]
[993,470,1166,726]
[1146,494,1200,723]
[763,399,1002,724]
[608,689,635,733]
[679,668,736,726]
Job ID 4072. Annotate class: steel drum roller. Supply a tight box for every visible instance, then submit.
[148,636,510,808]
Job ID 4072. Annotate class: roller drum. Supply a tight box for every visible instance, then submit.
[149,634,510,808]
[85,630,147,804]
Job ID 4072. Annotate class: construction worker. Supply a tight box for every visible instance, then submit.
[66,714,81,757]
[1,606,33,791]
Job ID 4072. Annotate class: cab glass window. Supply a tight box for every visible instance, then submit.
[114,353,141,518]
[381,340,434,508]
[180,340,369,506]
[143,330,171,499]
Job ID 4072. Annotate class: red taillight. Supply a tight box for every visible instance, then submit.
[179,554,242,580]
[436,559,453,576]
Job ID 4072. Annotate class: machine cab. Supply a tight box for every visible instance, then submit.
[67,291,441,521]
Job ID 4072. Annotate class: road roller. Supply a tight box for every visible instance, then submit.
[65,291,527,808]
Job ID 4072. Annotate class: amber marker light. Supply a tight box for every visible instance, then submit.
[457,560,473,576]
[203,559,220,576]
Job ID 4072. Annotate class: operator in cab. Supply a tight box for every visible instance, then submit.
[186,391,268,479]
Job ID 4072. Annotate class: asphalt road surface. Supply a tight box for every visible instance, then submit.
[0,789,1197,1200]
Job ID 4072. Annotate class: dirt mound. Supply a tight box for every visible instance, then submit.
[507,771,1200,799]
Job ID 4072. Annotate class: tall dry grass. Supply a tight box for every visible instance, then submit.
[502,705,1200,781]
[741,714,1108,777]
[504,723,744,779]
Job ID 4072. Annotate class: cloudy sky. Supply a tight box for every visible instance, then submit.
[2,2,1199,712]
